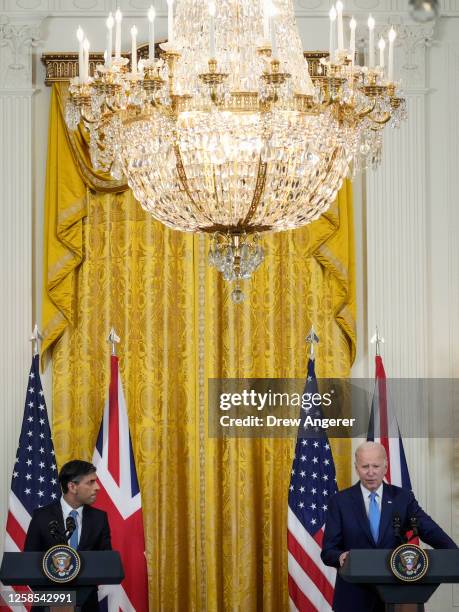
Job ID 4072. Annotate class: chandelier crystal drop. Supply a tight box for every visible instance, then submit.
[66,3,406,300]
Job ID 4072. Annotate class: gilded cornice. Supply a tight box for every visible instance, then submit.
[42,43,158,85]
[41,47,327,86]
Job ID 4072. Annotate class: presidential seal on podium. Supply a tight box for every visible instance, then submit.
[42,544,81,583]
[390,543,429,582]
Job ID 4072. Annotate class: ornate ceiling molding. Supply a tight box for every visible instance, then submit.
[0,1,456,16]
[357,21,435,90]
[0,15,42,89]
[396,23,435,90]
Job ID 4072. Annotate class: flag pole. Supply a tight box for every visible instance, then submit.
[108,327,120,356]
[94,328,149,610]
[29,323,42,356]
[305,325,319,360]
[288,326,338,609]
[370,326,385,356]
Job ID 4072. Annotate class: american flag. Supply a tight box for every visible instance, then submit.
[287,358,337,611]
[367,355,412,490]
[1,354,60,610]
[92,354,148,612]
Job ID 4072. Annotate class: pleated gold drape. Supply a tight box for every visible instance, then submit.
[42,83,356,611]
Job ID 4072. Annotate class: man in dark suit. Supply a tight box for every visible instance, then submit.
[24,459,111,610]
[321,441,457,612]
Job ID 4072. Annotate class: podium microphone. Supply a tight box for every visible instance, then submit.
[48,520,64,543]
[407,516,419,542]
[392,513,403,544]
[65,516,76,541]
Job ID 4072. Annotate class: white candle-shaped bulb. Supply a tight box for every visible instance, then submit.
[83,38,90,83]
[131,25,138,73]
[388,27,396,82]
[349,17,356,60]
[115,9,122,58]
[268,2,278,59]
[106,13,114,67]
[378,37,385,69]
[148,6,156,59]
[76,27,84,80]
[263,0,270,41]
[209,2,216,58]
[329,6,337,63]
[336,0,344,52]
[367,15,375,68]
[167,0,174,44]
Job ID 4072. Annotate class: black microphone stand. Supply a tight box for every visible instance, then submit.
[65,516,76,544]
[392,513,406,545]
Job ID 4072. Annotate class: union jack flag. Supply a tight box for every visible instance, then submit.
[92,354,149,611]
[367,354,417,544]
[367,354,413,490]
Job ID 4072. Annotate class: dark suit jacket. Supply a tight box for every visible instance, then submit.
[321,482,457,612]
[24,501,111,611]
[24,501,111,552]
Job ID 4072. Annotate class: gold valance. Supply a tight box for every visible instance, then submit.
[41,47,327,85]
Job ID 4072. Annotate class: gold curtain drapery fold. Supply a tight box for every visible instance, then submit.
[41,84,128,365]
[43,82,356,610]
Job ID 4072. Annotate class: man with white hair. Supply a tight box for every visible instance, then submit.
[321,441,457,611]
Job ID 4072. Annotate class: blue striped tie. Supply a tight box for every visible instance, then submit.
[369,492,380,543]
[69,510,79,550]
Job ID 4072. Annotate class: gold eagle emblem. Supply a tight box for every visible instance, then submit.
[400,549,420,572]
[52,552,72,573]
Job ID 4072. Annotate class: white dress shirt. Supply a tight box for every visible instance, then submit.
[360,482,383,517]
[60,497,83,545]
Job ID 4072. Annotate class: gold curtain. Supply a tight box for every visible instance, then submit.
[41,84,127,364]
[43,83,356,611]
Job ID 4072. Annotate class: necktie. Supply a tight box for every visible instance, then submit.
[69,510,79,550]
[369,492,380,543]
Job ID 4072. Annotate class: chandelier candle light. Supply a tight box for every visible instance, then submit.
[65,2,405,302]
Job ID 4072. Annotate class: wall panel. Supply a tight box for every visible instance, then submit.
[0,92,33,556]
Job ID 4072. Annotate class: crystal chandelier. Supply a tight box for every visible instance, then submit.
[65,2,405,301]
